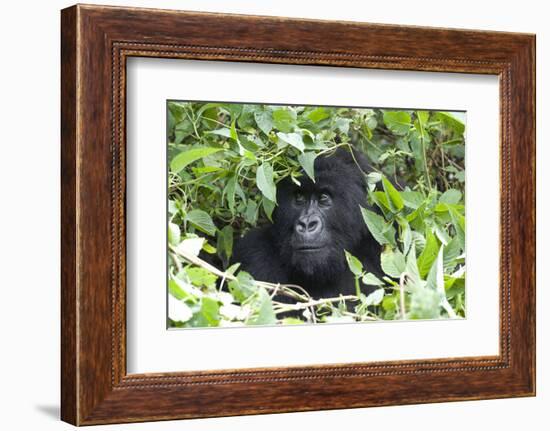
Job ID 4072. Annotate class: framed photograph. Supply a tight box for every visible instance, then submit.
[61,4,536,425]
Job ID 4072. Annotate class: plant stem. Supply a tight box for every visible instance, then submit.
[416,111,432,190]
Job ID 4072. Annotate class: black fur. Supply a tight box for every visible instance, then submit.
[232,148,382,298]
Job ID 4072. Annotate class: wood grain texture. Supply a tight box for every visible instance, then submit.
[60,4,536,425]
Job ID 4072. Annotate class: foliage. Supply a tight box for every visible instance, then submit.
[167,102,466,327]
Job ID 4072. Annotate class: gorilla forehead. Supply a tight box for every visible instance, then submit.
[296,149,366,193]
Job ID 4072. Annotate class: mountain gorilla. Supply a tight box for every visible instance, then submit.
[232,148,382,298]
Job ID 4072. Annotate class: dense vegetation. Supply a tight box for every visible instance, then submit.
[167,101,466,327]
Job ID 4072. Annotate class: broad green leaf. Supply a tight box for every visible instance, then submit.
[443,236,462,270]
[383,111,411,135]
[168,222,181,246]
[401,191,425,209]
[439,189,462,205]
[335,118,351,134]
[228,271,257,302]
[186,209,216,236]
[229,119,239,141]
[408,286,441,320]
[207,128,231,138]
[244,199,258,225]
[297,152,317,181]
[362,272,384,286]
[168,278,197,303]
[174,119,194,144]
[307,107,329,123]
[226,175,237,213]
[194,296,220,327]
[381,248,406,278]
[262,195,276,222]
[405,246,420,284]
[175,236,204,257]
[170,147,222,173]
[382,177,404,212]
[417,229,439,278]
[168,295,193,323]
[256,162,277,203]
[272,108,297,132]
[254,110,273,135]
[398,218,412,255]
[246,287,277,326]
[344,250,363,276]
[366,172,382,185]
[433,111,465,135]
[216,225,234,261]
[185,266,218,288]
[277,132,305,152]
[360,207,396,246]
[364,288,385,307]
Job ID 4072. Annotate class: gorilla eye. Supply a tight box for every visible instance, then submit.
[294,191,306,204]
[319,193,332,205]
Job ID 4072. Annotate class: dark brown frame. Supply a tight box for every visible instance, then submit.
[61,4,536,426]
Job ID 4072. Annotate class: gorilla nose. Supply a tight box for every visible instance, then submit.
[295,214,322,236]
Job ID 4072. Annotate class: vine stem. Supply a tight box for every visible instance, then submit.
[399,273,408,319]
[416,111,432,190]
[273,295,359,312]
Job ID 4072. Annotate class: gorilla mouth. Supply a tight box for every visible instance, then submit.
[295,246,325,252]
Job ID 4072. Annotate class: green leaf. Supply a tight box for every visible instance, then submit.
[281,317,305,325]
[194,297,220,327]
[439,189,462,205]
[381,248,406,278]
[360,207,396,246]
[174,119,194,144]
[168,295,193,323]
[216,225,234,261]
[364,288,385,307]
[254,110,273,135]
[382,177,404,212]
[277,132,305,152]
[174,236,205,257]
[262,195,276,222]
[185,266,218,288]
[362,272,384,286]
[244,199,258,225]
[417,229,439,278]
[246,287,277,326]
[229,119,239,141]
[186,209,216,236]
[297,152,317,181]
[307,107,329,123]
[168,222,181,246]
[272,108,297,132]
[405,245,420,284]
[228,271,257,302]
[400,191,424,209]
[170,147,222,173]
[207,128,231,138]
[443,236,462,270]
[433,111,465,135]
[226,175,237,213]
[383,111,411,135]
[344,250,364,276]
[256,162,277,203]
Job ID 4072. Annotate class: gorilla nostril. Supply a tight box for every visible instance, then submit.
[296,221,306,234]
[307,217,320,232]
[295,215,322,236]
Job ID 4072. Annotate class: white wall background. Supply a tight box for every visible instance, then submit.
[0,1,546,429]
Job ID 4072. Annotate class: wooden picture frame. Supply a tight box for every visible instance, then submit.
[61,4,536,425]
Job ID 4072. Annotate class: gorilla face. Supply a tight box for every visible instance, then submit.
[273,149,370,283]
